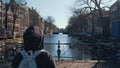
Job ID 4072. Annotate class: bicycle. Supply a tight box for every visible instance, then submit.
[5,44,23,61]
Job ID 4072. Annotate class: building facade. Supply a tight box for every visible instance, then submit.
[1,1,57,38]
[2,3,30,38]
[14,3,29,37]
[0,0,3,28]
[29,7,40,26]
[110,0,120,39]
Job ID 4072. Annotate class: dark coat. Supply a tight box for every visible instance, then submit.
[12,50,56,68]
[12,26,56,68]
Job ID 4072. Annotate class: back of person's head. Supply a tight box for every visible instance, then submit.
[23,25,44,52]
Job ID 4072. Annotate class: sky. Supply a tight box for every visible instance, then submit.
[26,0,75,29]
[3,0,117,29]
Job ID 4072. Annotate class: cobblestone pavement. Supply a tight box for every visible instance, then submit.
[0,59,120,68]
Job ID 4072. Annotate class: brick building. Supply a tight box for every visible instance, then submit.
[110,0,120,39]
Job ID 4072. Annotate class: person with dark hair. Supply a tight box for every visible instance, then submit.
[12,25,56,68]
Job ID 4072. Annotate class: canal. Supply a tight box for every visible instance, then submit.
[44,33,91,60]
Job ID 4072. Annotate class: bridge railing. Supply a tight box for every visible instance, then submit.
[44,42,116,61]
[0,42,119,61]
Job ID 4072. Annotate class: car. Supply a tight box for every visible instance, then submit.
[0,35,7,40]
[7,35,14,39]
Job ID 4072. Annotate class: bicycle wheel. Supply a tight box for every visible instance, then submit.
[6,49,17,61]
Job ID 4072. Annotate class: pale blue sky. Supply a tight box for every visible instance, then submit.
[26,0,75,29]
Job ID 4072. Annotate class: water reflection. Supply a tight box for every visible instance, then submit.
[44,34,91,60]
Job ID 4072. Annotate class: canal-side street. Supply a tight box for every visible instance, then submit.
[1,0,120,68]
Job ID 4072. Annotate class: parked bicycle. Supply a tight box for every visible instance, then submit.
[0,42,23,61]
[5,44,22,61]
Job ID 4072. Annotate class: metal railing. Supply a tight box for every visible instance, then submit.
[0,41,120,61]
[44,41,117,61]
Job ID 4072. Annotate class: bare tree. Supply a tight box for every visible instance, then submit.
[45,16,55,24]
[45,16,56,34]
[76,0,112,35]
[5,3,9,30]
[6,0,23,37]
[67,8,88,35]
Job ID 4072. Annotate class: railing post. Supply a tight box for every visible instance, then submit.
[57,41,61,61]
[97,43,103,63]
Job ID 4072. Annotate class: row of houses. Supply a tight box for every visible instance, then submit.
[0,0,59,39]
[110,0,120,39]
[85,9,110,37]
[76,0,120,40]
[0,0,43,38]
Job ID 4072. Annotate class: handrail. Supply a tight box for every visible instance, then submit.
[1,42,114,45]
[44,42,113,45]
[0,42,119,61]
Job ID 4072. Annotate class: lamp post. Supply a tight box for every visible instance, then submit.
[57,41,61,61]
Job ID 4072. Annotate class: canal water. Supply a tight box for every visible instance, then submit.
[44,33,91,60]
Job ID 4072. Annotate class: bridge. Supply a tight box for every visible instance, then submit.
[0,42,120,68]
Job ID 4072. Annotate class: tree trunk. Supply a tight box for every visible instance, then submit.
[12,14,16,37]
[5,5,9,30]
